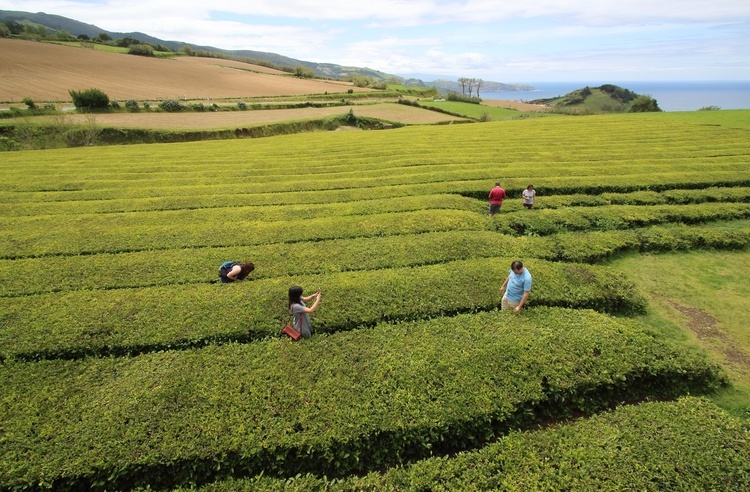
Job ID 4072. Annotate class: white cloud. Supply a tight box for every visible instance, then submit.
[1,0,748,80]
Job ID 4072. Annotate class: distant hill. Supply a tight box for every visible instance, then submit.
[0,9,533,93]
[530,84,661,113]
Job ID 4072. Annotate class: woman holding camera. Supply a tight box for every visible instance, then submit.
[288,286,322,338]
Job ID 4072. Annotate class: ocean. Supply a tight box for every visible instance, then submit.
[480,81,750,112]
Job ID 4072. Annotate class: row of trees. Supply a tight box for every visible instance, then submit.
[0,21,76,41]
[458,77,485,98]
[0,22,172,54]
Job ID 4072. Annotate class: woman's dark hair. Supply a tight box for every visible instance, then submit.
[288,286,303,307]
[237,262,255,280]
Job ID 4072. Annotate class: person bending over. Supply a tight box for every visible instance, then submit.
[219,261,255,283]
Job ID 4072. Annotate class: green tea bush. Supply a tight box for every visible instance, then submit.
[664,186,750,204]
[3,223,748,298]
[0,208,486,259]
[495,203,750,236]
[192,398,748,491]
[0,258,645,360]
[0,310,727,490]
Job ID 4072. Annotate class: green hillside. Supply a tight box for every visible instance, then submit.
[531,84,661,113]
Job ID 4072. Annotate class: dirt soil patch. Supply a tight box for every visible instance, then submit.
[662,298,749,366]
[0,38,373,102]
[33,103,467,129]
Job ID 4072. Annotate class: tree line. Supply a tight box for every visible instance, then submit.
[458,77,485,97]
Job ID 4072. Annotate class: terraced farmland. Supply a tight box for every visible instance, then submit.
[1,113,750,490]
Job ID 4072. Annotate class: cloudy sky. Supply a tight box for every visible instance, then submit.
[3,0,749,83]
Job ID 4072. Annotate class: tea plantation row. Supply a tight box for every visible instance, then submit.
[0,309,729,490]
[1,258,646,360]
[2,222,748,298]
[3,201,749,259]
[1,185,748,217]
[181,397,750,492]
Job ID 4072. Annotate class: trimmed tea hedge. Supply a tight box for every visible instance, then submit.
[2,202,748,260]
[185,397,750,491]
[0,209,486,259]
[494,202,750,236]
[0,310,727,491]
[2,185,748,218]
[3,223,748,298]
[0,258,646,361]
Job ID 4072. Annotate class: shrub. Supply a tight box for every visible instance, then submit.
[125,99,140,112]
[159,100,183,112]
[69,88,110,111]
[237,101,247,110]
[293,65,315,78]
[629,95,661,112]
[109,101,120,110]
[22,97,36,110]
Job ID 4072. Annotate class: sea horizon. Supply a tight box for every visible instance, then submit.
[480,81,750,112]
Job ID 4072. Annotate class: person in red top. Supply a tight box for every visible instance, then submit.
[488,182,507,216]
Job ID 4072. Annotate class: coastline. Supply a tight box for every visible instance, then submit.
[480,81,750,111]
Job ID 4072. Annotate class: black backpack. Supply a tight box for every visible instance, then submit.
[218,261,237,282]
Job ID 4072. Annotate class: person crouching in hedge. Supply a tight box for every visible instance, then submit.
[218,261,255,283]
[499,260,532,313]
[288,286,322,338]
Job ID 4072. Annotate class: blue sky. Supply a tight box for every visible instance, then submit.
[2,0,749,83]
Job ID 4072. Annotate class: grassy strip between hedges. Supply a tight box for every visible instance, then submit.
[0,258,646,361]
[0,309,728,491]
[183,397,750,492]
[2,223,749,298]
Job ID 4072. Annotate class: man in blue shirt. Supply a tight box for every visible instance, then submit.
[500,260,532,313]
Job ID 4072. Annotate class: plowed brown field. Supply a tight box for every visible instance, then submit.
[0,38,372,102]
[33,103,467,129]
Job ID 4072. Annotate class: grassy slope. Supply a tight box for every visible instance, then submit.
[609,247,750,417]
[418,100,520,120]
